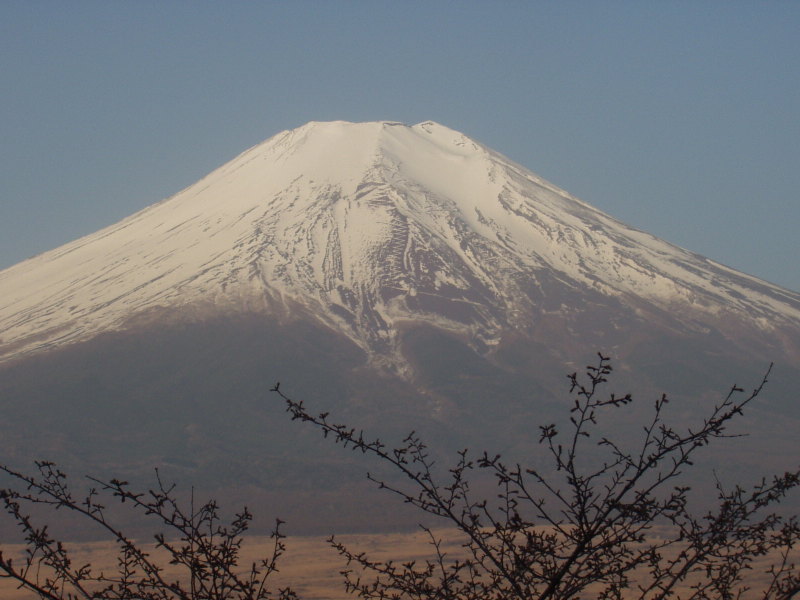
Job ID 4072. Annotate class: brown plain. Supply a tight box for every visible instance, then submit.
[0,526,790,600]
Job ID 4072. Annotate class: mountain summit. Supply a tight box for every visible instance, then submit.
[1,121,799,532]
[1,120,798,371]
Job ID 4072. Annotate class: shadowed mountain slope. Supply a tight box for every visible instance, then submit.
[1,121,797,533]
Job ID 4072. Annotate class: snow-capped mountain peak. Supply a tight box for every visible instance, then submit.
[1,120,798,368]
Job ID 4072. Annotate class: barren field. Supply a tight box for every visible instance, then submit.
[0,527,790,599]
[0,529,461,600]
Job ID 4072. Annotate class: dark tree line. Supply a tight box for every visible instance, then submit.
[2,354,798,599]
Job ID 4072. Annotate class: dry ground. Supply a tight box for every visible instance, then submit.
[0,527,790,599]
[0,529,453,600]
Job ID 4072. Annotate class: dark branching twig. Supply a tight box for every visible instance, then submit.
[273,354,800,600]
[0,463,296,600]
[1,354,796,600]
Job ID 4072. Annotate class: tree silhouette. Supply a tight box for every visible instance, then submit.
[274,354,800,600]
[0,463,296,600]
[1,354,797,599]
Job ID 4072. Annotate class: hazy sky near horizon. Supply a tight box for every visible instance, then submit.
[1,2,798,291]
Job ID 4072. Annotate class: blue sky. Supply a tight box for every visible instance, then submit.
[1,2,798,291]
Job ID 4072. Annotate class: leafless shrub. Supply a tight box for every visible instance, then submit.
[0,463,296,600]
[274,354,800,600]
[1,354,797,599]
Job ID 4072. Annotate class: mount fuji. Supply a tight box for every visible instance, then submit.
[1,121,798,532]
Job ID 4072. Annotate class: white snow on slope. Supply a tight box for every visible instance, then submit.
[1,120,798,364]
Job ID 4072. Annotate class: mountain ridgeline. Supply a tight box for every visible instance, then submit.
[1,121,798,532]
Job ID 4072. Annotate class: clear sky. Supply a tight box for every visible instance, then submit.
[1,2,798,291]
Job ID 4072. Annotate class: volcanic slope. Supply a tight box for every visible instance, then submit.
[1,121,798,532]
[1,120,798,371]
